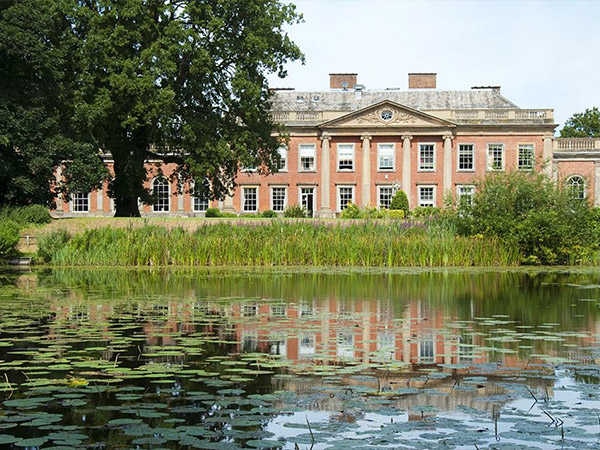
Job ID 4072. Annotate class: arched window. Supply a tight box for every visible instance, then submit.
[566,175,586,200]
[152,177,170,212]
[192,179,210,212]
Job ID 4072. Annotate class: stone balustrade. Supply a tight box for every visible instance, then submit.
[554,138,600,151]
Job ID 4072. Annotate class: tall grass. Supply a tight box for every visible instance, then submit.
[39,222,520,267]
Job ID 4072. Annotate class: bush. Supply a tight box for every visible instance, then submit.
[456,171,598,264]
[37,228,71,263]
[0,205,52,225]
[390,190,409,216]
[205,207,220,218]
[340,203,362,219]
[0,220,21,259]
[412,206,441,218]
[283,204,306,218]
[388,209,405,219]
[261,210,278,218]
[363,207,387,219]
[219,212,237,218]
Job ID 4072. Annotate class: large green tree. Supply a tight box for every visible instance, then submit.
[71,0,303,216]
[0,0,106,206]
[560,107,600,138]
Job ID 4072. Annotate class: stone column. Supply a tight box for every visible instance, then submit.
[177,176,184,212]
[595,161,600,207]
[401,134,413,208]
[97,187,103,213]
[442,133,453,194]
[543,135,553,177]
[320,134,332,217]
[361,133,372,207]
[55,165,63,211]
[223,193,235,213]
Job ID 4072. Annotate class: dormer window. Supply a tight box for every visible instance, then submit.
[296,95,305,103]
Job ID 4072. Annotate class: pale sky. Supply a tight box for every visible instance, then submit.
[268,0,600,131]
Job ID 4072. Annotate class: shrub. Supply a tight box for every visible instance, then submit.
[390,190,409,216]
[0,220,20,259]
[283,204,306,218]
[388,209,405,219]
[261,210,278,218]
[456,171,598,264]
[340,203,363,219]
[363,207,387,219]
[0,205,52,225]
[205,207,221,218]
[37,228,71,263]
[412,206,441,218]
[219,212,237,218]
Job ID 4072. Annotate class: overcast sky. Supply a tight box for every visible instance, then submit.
[268,0,600,131]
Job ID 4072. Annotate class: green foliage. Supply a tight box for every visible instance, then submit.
[283,204,306,218]
[0,220,20,259]
[362,207,387,219]
[388,210,405,219]
[412,206,441,218]
[0,205,52,225]
[340,203,363,219]
[560,107,600,138]
[37,228,70,263]
[39,222,519,267]
[204,208,221,218]
[389,190,409,216]
[261,210,278,218]
[455,171,598,264]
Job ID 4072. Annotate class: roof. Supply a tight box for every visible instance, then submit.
[270,89,519,112]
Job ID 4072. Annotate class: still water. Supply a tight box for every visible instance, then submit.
[0,268,599,449]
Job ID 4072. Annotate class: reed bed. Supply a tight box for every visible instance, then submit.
[41,222,521,267]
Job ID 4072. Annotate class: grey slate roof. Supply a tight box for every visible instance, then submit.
[270,89,519,112]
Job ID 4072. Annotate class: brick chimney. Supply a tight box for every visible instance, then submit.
[408,73,437,89]
[330,73,358,90]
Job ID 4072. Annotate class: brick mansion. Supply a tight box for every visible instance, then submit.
[56,73,600,217]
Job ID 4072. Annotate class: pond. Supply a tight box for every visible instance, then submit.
[0,267,599,449]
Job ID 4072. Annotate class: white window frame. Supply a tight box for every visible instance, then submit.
[487,143,505,171]
[337,143,355,172]
[457,143,475,172]
[566,175,587,200]
[298,144,316,172]
[377,185,394,209]
[71,192,90,213]
[242,186,259,213]
[270,186,287,212]
[337,185,355,212]
[517,144,535,171]
[152,177,170,213]
[456,185,475,206]
[191,180,210,212]
[418,185,436,207]
[277,146,288,172]
[377,143,395,171]
[418,143,436,172]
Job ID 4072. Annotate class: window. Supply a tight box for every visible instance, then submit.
[419,337,435,364]
[418,144,435,171]
[518,144,534,170]
[337,144,355,171]
[242,187,258,212]
[457,185,475,206]
[378,186,394,209]
[277,146,288,172]
[192,180,210,212]
[458,144,474,171]
[338,186,355,211]
[299,334,315,357]
[378,144,395,171]
[418,185,436,207]
[72,193,90,212]
[152,178,170,212]
[299,144,315,171]
[567,175,586,199]
[487,144,504,171]
[271,186,286,212]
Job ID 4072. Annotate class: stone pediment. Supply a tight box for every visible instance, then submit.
[319,100,455,129]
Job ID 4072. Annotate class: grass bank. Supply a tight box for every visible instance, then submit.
[38,222,520,267]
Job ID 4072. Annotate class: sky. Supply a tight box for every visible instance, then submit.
[267,0,600,130]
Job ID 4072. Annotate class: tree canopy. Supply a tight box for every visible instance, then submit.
[560,107,600,138]
[1,0,303,215]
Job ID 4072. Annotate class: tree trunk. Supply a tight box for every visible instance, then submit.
[110,143,149,218]
[114,196,141,217]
